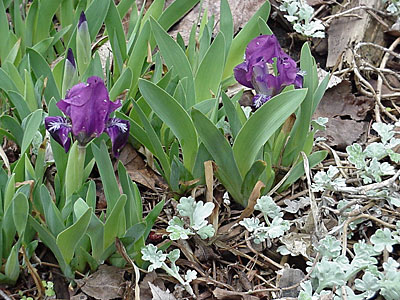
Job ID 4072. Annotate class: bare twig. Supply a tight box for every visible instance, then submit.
[244,232,284,270]
[322,5,394,26]
[301,152,321,237]
[334,169,400,194]
[0,290,11,300]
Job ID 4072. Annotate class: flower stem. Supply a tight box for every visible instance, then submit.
[65,142,86,204]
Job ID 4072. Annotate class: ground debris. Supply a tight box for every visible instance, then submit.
[75,265,125,300]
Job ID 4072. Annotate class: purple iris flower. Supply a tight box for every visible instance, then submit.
[234,35,303,108]
[45,76,130,157]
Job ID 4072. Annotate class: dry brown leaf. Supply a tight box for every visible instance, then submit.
[280,232,312,258]
[326,0,385,67]
[148,282,177,300]
[278,268,305,298]
[139,271,167,300]
[238,181,265,221]
[70,293,88,300]
[118,144,167,190]
[76,265,125,300]
[313,81,373,150]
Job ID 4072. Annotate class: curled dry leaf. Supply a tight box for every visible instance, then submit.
[148,282,177,300]
[76,265,125,300]
[314,81,373,150]
[280,232,312,258]
[118,144,167,190]
[278,267,305,298]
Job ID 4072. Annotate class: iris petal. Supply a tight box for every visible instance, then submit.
[253,94,272,108]
[105,118,130,157]
[234,62,253,88]
[56,76,121,145]
[234,34,303,109]
[44,116,72,152]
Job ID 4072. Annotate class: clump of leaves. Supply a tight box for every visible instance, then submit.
[300,231,400,299]
[347,122,399,184]
[311,166,346,192]
[279,0,325,38]
[166,196,215,240]
[382,0,400,16]
[239,196,290,243]
[141,245,197,297]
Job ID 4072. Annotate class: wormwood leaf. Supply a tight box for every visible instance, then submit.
[364,142,387,160]
[239,217,263,232]
[177,196,215,230]
[166,217,193,240]
[355,271,380,294]
[196,224,215,239]
[311,166,346,192]
[167,249,180,264]
[254,195,282,219]
[185,270,197,283]
[316,235,341,259]
[346,143,366,169]
[141,244,166,271]
[370,228,398,252]
[372,122,394,144]
[267,217,290,239]
[313,258,346,292]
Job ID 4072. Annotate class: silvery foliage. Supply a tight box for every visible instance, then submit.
[382,0,400,15]
[311,117,328,132]
[239,196,290,243]
[346,123,400,184]
[279,0,325,38]
[141,245,197,297]
[166,196,215,240]
[300,229,400,299]
[311,166,346,192]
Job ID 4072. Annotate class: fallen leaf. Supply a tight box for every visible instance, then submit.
[118,144,167,190]
[313,81,373,150]
[148,282,177,300]
[238,181,265,221]
[140,271,167,300]
[326,0,386,67]
[317,68,342,89]
[317,118,369,150]
[278,268,305,298]
[283,197,309,214]
[280,232,312,258]
[76,265,125,300]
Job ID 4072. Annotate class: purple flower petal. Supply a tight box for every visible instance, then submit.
[276,51,298,86]
[234,34,304,110]
[233,62,253,88]
[253,94,271,108]
[56,76,121,145]
[45,116,72,152]
[245,35,280,65]
[66,48,76,69]
[234,35,282,85]
[105,118,130,157]
[78,11,87,28]
[294,73,304,89]
[252,64,281,96]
